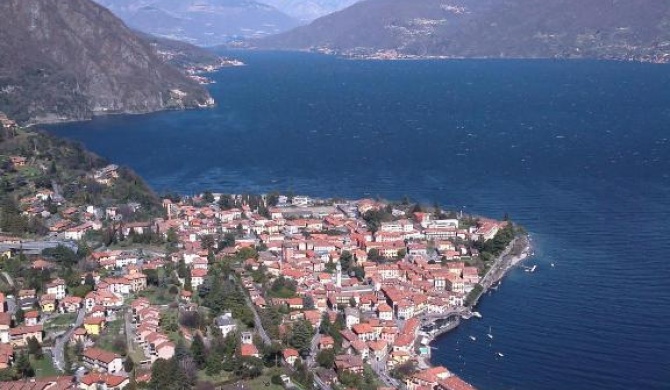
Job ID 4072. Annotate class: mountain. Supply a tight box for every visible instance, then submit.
[259,0,670,62]
[93,0,300,46]
[259,0,362,22]
[136,32,227,69]
[0,0,213,125]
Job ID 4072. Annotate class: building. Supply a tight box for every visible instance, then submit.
[9,325,43,347]
[82,348,124,374]
[214,312,237,338]
[282,348,299,365]
[79,373,129,390]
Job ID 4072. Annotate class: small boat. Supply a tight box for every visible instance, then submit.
[472,311,482,319]
[551,263,555,267]
[524,265,537,273]
[497,352,505,357]
[469,336,477,341]
[487,326,493,340]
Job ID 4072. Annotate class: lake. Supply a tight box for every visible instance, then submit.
[49,51,670,390]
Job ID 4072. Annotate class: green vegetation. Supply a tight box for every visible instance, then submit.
[362,206,394,233]
[267,276,297,298]
[95,319,127,355]
[242,372,285,390]
[337,365,381,390]
[284,319,314,356]
[44,313,77,332]
[465,284,484,307]
[0,128,162,238]
[31,354,58,378]
[137,286,178,305]
[474,223,518,261]
[199,269,254,327]
[258,305,285,340]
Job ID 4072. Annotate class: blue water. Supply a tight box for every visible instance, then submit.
[49,51,670,389]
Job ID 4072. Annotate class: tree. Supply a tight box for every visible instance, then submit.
[235,356,264,379]
[190,334,206,369]
[184,271,193,292]
[177,259,188,278]
[349,297,357,308]
[166,228,179,244]
[63,341,74,374]
[391,360,417,380]
[315,349,335,368]
[14,352,34,378]
[27,337,43,359]
[200,235,216,252]
[367,248,383,262]
[340,251,353,271]
[124,356,135,373]
[286,319,314,356]
[220,233,236,248]
[15,307,24,324]
[143,269,159,286]
[302,295,315,310]
[268,276,297,298]
[84,273,96,288]
[202,191,215,204]
[42,245,79,266]
[218,195,235,210]
[362,209,393,233]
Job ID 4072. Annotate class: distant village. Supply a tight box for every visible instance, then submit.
[0,168,519,390]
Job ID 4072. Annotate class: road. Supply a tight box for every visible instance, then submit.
[0,240,78,255]
[52,307,85,372]
[2,272,14,288]
[371,358,401,388]
[233,276,271,346]
[306,333,320,368]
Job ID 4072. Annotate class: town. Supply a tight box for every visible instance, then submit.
[0,183,525,390]
[0,124,526,390]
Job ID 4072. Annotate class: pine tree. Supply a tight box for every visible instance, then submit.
[184,271,192,292]
[15,352,34,378]
[124,356,135,373]
[190,333,206,369]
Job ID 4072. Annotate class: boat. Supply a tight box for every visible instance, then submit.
[472,311,482,318]
[487,326,493,340]
[524,265,537,273]
[551,263,555,267]
[497,352,505,357]
[469,336,476,341]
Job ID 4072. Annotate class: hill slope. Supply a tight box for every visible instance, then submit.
[0,0,213,125]
[260,0,362,22]
[93,0,300,46]
[260,0,670,62]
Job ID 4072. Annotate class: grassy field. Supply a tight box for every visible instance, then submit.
[197,370,232,386]
[95,319,125,354]
[31,355,59,377]
[243,373,284,390]
[44,313,77,333]
[137,286,178,305]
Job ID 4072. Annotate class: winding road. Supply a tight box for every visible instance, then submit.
[52,307,85,372]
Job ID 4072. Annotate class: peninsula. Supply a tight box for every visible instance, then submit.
[0,121,530,390]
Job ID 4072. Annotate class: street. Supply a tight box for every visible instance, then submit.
[52,307,85,372]
[234,276,271,346]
